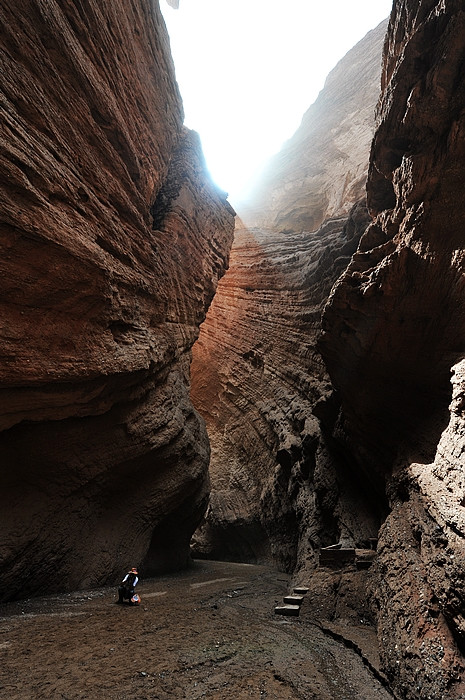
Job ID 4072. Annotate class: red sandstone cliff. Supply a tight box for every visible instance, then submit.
[191,206,379,570]
[0,0,235,600]
[190,25,387,569]
[320,2,465,697]
[192,4,465,696]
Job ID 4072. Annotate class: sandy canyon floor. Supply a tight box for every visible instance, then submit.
[0,560,394,699]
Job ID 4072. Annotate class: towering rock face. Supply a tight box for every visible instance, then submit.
[320,2,465,697]
[192,2,465,694]
[191,207,381,570]
[190,24,387,571]
[0,0,235,601]
[240,20,387,233]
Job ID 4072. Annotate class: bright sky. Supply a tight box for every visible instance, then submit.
[161,0,393,206]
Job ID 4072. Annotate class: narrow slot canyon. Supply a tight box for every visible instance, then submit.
[1,2,465,699]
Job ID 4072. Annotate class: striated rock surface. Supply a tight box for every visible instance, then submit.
[0,0,235,601]
[191,207,382,571]
[320,2,465,697]
[192,2,465,694]
[240,20,387,233]
[190,23,386,571]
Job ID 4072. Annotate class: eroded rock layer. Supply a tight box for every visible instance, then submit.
[192,3,465,695]
[321,2,465,697]
[0,0,235,600]
[190,24,386,571]
[191,207,382,572]
[240,20,387,233]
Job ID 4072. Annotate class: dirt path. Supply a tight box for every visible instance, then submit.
[0,560,393,699]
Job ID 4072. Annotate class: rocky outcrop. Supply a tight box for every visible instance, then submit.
[190,22,386,570]
[191,207,382,571]
[0,0,235,601]
[240,20,387,233]
[320,2,465,697]
[367,362,465,699]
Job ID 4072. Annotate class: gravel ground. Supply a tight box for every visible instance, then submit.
[0,560,394,699]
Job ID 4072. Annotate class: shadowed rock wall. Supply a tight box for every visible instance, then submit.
[0,0,235,600]
[321,2,465,697]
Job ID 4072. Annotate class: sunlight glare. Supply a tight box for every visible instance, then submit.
[161,0,393,206]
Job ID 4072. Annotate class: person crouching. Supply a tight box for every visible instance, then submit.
[117,567,140,604]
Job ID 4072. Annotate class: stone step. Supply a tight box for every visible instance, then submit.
[355,548,377,559]
[319,547,355,567]
[283,594,304,605]
[293,586,309,595]
[355,548,377,569]
[274,604,300,617]
[356,559,374,570]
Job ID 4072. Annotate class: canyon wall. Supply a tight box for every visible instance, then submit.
[191,206,382,571]
[192,3,465,697]
[190,24,387,571]
[0,0,235,601]
[321,2,465,697]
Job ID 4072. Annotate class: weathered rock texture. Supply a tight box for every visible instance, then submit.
[192,3,465,696]
[320,2,465,697]
[0,0,235,601]
[191,23,387,572]
[240,20,387,233]
[191,207,382,571]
